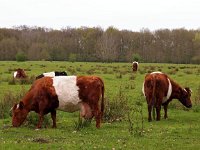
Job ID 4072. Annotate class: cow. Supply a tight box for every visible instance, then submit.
[11,76,104,129]
[142,71,192,122]
[13,68,27,79]
[36,71,67,79]
[132,61,138,72]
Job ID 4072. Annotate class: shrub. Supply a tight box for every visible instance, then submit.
[24,112,51,128]
[73,115,92,131]
[116,73,122,79]
[127,99,145,136]
[132,53,142,62]
[0,88,27,119]
[8,75,36,85]
[103,86,130,122]
[194,85,200,104]
[68,53,77,62]
[15,51,27,62]
[129,74,136,80]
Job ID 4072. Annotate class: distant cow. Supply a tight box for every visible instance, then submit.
[11,76,104,129]
[142,71,192,122]
[13,68,27,79]
[36,71,67,79]
[132,61,138,72]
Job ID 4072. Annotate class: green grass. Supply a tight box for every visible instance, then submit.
[0,61,200,149]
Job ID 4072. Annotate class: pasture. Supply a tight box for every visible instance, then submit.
[0,61,200,150]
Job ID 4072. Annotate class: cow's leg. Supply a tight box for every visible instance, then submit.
[36,100,47,128]
[148,104,152,122]
[37,113,44,128]
[93,104,101,128]
[156,105,161,121]
[163,103,168,119]
[51,110,57,128]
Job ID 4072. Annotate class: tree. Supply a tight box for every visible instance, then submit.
[15,51,27,62]
[132,53,141,62]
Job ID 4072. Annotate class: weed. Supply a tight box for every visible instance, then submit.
[8,75,35,85]
[116,73,122,79]
[73,114,91,131]
[129,74,136,80]
[0,88,27,119]
[127,99,145,136]
[24,112,51,128]
[103,86,130,122]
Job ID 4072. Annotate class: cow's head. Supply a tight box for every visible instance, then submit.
[179,87,192,108]
[55,71,67,76]
[11,101,28,127]
[16,68,26,78]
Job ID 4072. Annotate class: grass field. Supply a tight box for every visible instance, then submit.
[0,61,200,150]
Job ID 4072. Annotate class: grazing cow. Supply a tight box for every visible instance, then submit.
[13,68,27,79]
[36,71,67,79]
[142,71,192,122]
[11,76,104,129]
[132,61,138,72]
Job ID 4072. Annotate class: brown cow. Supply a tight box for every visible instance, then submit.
[13,68,27,79]
[11,76,104,129]
[132,61,138,72]
[142,71,192,122]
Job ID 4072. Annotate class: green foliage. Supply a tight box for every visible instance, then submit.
[73,115,91,131]
[132,53,141,62]
[103,86,130,122]
[8,75,35,85]
[25,112,51,128]
[127,99,145,136]
[15,51,27,62]
[0,88,26,119]
[68,53,77,62]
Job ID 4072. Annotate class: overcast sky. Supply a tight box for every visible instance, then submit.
[0,0,200,31]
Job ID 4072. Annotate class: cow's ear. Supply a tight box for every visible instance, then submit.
[19,101,24,110]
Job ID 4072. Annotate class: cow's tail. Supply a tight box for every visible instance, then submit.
[99,78,105,119]
[101,79,105,119]
[152,75,156,120]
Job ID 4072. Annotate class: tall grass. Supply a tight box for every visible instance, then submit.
[0,87,27,119]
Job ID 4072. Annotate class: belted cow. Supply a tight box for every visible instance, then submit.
[36,71,67,79]
[13,68,27,79]
[132,61,138,72]
[142,71,192,122]
[11,76,104,128]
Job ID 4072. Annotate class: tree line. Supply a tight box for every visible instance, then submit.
[0,26,200,63]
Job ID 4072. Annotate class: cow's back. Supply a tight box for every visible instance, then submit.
[52,76,81,112]
[144,72,169,98]
[77,76,103,102]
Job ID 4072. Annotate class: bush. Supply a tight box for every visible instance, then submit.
[68,53,77,62]
[0,88,27,119]
[103,86,130,122]
[24,112,51,128]
[8,75,36,85]
[127,99,145,136]
[132,53,142,62]
[15,51,27,62]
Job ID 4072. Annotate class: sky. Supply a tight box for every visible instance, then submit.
[0,0,200,31]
